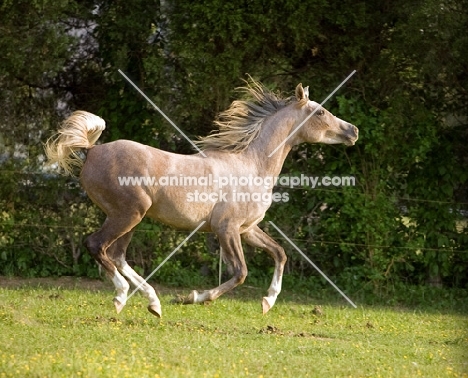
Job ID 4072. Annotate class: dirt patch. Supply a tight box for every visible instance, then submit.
[258,325,334,340]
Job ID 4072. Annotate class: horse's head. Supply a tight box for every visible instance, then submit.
[294,83,358,146]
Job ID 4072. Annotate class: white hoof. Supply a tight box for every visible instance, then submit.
[147,304,162,318]
[113,298,126,314]
[184,290,199,304]
[262,297,275,315]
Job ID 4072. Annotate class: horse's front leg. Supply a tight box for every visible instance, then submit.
[242,225,287,314]
[184,225,247,304]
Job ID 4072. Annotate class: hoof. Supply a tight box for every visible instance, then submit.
[113,298,125,314]
[262,297,272,315]
[183,290,198,304]
[147,304,162,318]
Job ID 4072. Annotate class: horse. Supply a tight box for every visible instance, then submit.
[45,79,358,317]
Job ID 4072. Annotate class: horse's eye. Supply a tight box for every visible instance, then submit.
[316,109,324,116]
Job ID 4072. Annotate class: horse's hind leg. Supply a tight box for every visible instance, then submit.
[108,231,162,318]
[85,216,145,314]
[242,225,287,314]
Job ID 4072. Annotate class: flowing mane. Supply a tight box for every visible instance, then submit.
[196,79,294,152]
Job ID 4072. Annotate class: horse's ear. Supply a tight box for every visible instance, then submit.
[295,83,305,101]
[296,83,309,101]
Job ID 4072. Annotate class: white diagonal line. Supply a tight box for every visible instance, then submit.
[118,69,207,157]
[268,70,356,158]
[127,221,206,301]
[268,221,357,308]
[218,247,223,286]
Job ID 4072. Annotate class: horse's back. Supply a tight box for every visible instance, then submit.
[82,139,193,178]
[80,140,207,220]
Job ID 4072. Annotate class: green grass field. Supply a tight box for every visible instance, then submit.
[0,277,467,377]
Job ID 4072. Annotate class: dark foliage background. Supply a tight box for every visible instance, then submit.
[1,0,467,294]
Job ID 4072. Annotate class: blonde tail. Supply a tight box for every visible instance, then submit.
[45,111,106,176]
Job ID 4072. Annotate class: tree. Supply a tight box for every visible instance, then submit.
[1,0,466,289]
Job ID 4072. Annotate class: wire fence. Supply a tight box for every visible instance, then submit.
[0,170,468,280]
[1,221,466,254]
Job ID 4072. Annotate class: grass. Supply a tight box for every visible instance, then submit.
[0,277,467,377]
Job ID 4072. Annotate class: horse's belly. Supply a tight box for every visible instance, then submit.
[145,189,213,230]
[145,185,271,233]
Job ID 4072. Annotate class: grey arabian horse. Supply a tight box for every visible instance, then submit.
[45,80,358,317]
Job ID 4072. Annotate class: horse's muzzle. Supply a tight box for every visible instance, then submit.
[344,123,359,145]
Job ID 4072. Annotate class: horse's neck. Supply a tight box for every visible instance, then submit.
[244,109,297,177]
